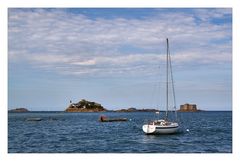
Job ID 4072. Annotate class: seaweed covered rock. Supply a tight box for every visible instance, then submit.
[65,99,107,112]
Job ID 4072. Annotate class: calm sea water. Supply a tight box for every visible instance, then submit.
[8,111,232,153]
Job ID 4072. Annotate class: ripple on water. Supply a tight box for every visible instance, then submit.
[8,111,232,153]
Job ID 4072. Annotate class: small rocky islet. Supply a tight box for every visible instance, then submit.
[114,107,159,112]
[8,108,29,113]
[65,99,107,112]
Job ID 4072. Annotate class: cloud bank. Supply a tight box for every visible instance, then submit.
[8,8,232,77]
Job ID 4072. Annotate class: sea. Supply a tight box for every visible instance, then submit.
[8,111,232,153]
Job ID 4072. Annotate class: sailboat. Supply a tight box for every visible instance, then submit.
[142,38,179,134]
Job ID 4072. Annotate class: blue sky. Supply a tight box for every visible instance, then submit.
[8,8,232,111]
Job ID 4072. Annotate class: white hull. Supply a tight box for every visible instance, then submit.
[142,120,179,134]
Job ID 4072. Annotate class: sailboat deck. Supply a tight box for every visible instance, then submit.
[148,120,178,127]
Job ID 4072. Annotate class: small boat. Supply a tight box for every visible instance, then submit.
[142,38,179,134]
[26,117,42,121]
[99,115,128,122]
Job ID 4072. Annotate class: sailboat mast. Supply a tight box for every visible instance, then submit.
[168,40,178,121]
[166,38,169,119]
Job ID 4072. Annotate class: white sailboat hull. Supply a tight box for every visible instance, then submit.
[142,121,179,134]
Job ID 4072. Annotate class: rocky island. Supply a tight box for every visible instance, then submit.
[65,99,160,113]
[115,107,159,112]
[65,99,107,112]
[178,103,201,112]
[9,108,29,112]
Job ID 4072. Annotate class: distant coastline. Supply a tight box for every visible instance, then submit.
[65,99,159,113]
[114,107,159,112]
[64,99,205,113]
[8,108,29,113]
[9,100,229,113]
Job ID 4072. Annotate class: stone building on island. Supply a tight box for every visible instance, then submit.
[179,103,199,112]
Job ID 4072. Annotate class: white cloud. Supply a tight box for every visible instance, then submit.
[8,8,232,77]
[192,8,232,21]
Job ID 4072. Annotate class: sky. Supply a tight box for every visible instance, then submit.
[8,8,232,111]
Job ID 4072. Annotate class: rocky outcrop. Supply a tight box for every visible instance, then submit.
[65,99,107,112]
[178,103,200,112]
[9,108,29,112]
[115,107,159,112]
[65,99,160,113]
